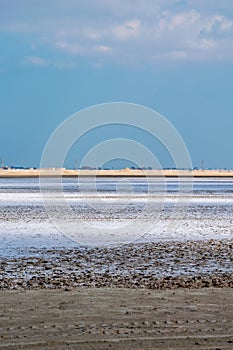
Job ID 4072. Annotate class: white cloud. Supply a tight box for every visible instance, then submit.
[55,41,84,55]
[113,20,141,40]
[23,55,76,69]
[24,56,49,67]
[168,10,200,31]
[95,45,112,53]
[170,50,188,59]
[0,0,233,67]
[200,15,233,39]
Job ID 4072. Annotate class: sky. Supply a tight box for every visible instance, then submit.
[0,0,233,169]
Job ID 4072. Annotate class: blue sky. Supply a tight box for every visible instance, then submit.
[0,0,233,169]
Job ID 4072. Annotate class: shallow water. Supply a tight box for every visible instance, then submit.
[0,177,233,257]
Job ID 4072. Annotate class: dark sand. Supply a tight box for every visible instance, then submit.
[0,288,233,349]
[1,240,233,290]
[1,240,233,349]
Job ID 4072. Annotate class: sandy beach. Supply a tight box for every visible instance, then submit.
[1,168,233,178]
[1,287,233,349]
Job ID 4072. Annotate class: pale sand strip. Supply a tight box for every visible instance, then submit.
[1,168,233,177]
[0,288,233,349]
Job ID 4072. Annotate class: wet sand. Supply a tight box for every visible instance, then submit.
[1,240,233,290]
[1,240,233,349]
[0,288,233,349]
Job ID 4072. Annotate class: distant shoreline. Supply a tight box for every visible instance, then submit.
[1,168,233,178]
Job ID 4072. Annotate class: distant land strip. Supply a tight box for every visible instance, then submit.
[1,168,233,178]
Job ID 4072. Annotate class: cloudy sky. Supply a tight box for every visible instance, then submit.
[0,0,233,168]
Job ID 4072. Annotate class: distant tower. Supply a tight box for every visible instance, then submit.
[1,159,4,168]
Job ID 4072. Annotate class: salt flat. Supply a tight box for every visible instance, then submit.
[0,177,233,254]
